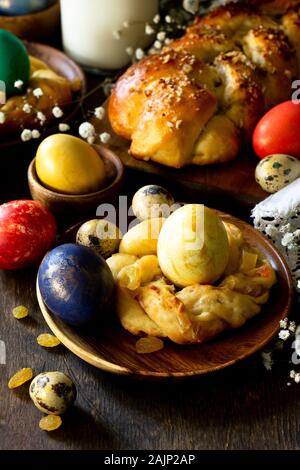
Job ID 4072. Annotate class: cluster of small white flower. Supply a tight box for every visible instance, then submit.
[33,87,44,99]
[94,106,105,120]
[261,318,300,386]
[59,123,70,132]
[278,318,296,341]
[112,9,189,63]
[52,106,64,119]
[14,79,24,90]
[79,118,111,145]
[290,369,300,384]
[21,129,41,142]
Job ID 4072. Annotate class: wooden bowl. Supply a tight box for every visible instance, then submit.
[0,1,60,40]
[36,210,294,379]
[28,144,124,218]
[0,41,86,149]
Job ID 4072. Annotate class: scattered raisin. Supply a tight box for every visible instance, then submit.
[8,368,33,389]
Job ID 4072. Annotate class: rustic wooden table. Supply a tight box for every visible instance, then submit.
[0,54,299,452]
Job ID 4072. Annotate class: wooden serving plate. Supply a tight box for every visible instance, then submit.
[36,211,293,379]
[90,109,268,208]
[0,41,86,149]
[0,1,60,40]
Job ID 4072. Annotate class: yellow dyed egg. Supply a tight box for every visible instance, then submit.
[36,134,107,195]
[158,204,229,287]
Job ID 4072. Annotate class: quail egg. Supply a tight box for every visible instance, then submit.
[255,154,300,193]
[132,185,176,221]
[76,219,122,259]
[30,372,76,415]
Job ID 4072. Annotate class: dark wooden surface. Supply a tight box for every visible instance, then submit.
[91,113,268,209]
[1,52,300,452]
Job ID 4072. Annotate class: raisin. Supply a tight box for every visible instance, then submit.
[12,306,29,320]
[136,337,164,354]
[37,334,61,348]
[8,368,33,389]
[39,415,62,432]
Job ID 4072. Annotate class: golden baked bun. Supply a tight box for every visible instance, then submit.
[157,205,229,287]
[247,0,300,15]
[109,50,218,168]
[109,1,300,168]
[0,56,75,141]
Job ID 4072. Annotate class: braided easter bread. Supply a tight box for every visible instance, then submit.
[109,221,276,345]
[115,257,276,345]
[108,1,300,168]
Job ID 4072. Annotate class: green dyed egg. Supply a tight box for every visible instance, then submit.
[0,29,30,98]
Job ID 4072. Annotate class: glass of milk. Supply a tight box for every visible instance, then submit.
[60,0,159,72]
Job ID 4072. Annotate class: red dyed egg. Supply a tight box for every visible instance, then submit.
[0,200,57,270]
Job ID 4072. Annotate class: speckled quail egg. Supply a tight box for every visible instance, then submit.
[76,219,122,259]
[255,154,300,193]
[132,185,176,221]
[29,372,76,415]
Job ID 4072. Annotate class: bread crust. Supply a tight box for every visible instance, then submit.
[108,1,300,168]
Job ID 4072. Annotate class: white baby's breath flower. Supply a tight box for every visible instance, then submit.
[31,129,41,139]
[183,0,200,15]
[99,132,111,144]
[33,88,44,98]
[154,40,162,50]
[135,48,145,60]
[79,122,95,140]
[52,106,64,119]
[157,31,166,41]
[289,321,296,333]
[37,111,46,124]
[21,129,32,142]
[0,112,6,124]
[126,47,134,56]
[153,14,160,24]
[14,80,24,89]
[278,329,290,341]
[94,107,105,120]
[165,15,173,24]
[290,369,296,379]
[298,280,300,290]
[279,318,288,329]
[295,373,300,383]
[22,103,32,114]
[145,24,155,35]
[59,123,70,132]
[164,38,173,46]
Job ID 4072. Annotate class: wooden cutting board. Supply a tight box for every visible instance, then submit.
[90,108,268,208]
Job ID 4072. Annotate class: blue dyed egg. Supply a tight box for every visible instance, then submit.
[0,0,56,16]
[38,243,115,327]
